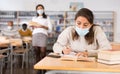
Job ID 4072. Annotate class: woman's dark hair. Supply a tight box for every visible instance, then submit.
[36,4,47,18]
[75,8,94,24]
[72,8,95,45]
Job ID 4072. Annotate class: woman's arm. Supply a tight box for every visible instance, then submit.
[84,26,112,57]
[53,27,72,54]
[29,21,48,30]
[95,26,112,50]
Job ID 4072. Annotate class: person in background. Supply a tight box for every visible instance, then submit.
[19,23,32,49]
[29,4,52,63]
[0,21,21,65]
[19,23,32,37]
[1,21,20,38]
[46,8,112,74]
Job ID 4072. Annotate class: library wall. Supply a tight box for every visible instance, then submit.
[0,0,120,42]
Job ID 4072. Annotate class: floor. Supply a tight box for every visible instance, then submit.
[1,50,52,74]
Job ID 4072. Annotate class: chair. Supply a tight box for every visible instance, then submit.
[10,39,29,69]
[22,36,32,53]
[0,48,10,74]
[22,37,34,63]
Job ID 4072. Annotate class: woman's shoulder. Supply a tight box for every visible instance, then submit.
[93,25,104,33]
[93,25,102,30]
[64,26,75,32]
[58,26,75,38]
[60,26,75,34]
[66,26,75,30]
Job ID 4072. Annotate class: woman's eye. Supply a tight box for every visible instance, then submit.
[77,23,81,25]
[84,25,88,27]
[84,23,89,26]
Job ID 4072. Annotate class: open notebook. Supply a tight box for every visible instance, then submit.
[47,52,95,62]
[60,54,95,62]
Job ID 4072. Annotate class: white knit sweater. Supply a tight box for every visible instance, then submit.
[53,26,111,56]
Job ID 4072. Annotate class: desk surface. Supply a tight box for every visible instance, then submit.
[34,56,120,72]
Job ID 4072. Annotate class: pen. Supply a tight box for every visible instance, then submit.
[84,50,88,57]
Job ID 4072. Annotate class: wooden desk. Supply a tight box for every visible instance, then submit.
[22,36,32,43]
[34,57,120,72]
[0,39,9,47]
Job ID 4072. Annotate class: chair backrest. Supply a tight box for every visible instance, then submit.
[0,48,9,54]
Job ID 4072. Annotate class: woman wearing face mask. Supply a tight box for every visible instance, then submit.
[45,7,113,74]
[29,4,52,63]
[53,8,111,57]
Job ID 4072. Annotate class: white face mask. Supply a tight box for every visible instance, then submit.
[37,10,44,15]
[75,26,89,36]
[8,26,12,30]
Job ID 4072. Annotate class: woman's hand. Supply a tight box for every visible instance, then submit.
[75,50,88,57]
[62,46,72,55]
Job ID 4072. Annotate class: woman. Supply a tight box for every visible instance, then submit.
[29,4,52,63]
[46,8,112,74]
[53,8,111,57]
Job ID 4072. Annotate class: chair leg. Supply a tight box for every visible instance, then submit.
[26,52,28,68]
[1,58,4,74]
[22,54,25,69]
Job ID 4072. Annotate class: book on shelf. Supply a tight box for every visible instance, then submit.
[98,50,120,64]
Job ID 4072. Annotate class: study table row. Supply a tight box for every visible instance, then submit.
[0,36,32,74]
[34,56,120,73]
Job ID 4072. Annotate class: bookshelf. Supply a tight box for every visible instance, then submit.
[17,11,36,23]
[94,11,115,42]
[0,11,115,42]
[0,11,18,30]
[47,11,115,42]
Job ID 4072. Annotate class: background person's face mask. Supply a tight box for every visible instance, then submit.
[7,26,12,30]
[37,10,44,15]
[75,26,89,36]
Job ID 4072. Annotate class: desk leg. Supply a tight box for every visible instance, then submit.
[10,46,13,74]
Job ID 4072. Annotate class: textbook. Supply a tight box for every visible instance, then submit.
[60,54,95,62]
[47,52,95,62]
[98,50,120,64]
[28,21,40,27]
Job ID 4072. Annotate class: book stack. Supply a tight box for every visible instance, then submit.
[111,42,120,50]
[98,50,120,64]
